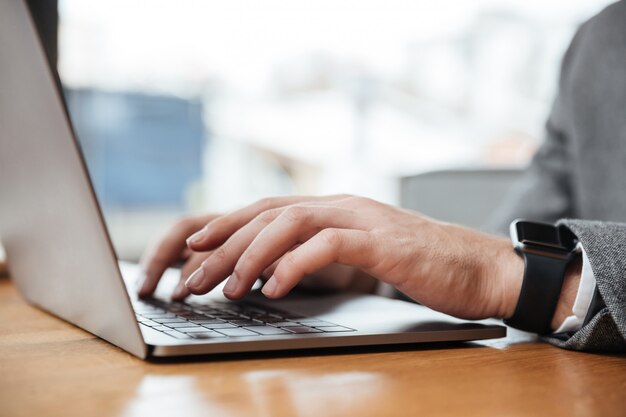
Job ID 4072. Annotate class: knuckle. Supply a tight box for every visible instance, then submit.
[282,205,310,223]
[239,249,259,267]
[336,194,363,207]
[256,208,280,224]
[210,246,229,263]
[319,228,342,247]
[279,253,300,274]
[360,234,377,268]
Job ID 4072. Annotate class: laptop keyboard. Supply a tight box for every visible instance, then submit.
[133,298,355,340]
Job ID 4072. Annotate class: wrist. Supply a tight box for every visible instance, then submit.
[550,254,582,331]
[493,240,524,320]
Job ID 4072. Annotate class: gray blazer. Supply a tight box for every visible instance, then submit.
[489,1,626,352]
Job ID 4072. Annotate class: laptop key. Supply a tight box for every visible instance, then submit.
[192,307,221,313]
[280,326,323,334]
[167,306,189,313]
[211,315,240,320]
[137,319,160,327]
[295,319,335,327]
[268,321,300,327]
[153,318,188,324]
[215,328,260,337]
[316,326,355,332]
[191,319,226,325]
[142,313,176,319]
[163,330,192,339]
[177,327,213,333]
[248,315,283,323]
[200,323,237,330]
[244,326,292,335]
[177,313,210,320]
[227,319,264,326]
[151,325,170,331]
[189,331,228,339]
[165,322,200,329]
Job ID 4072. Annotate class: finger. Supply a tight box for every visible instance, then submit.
[183,200,359,297]
[225,205,366,299]
[172,251,210,301]
[185,204,362,298]
[171,281,191,301]
[183,208,290,296]
[186,194,354,252]
[138,216,211,298]
[261,228,375,298]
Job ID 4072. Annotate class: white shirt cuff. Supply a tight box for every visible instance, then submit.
[554,244,596,334]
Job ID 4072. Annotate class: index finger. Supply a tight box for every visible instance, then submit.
[138,216,213,298]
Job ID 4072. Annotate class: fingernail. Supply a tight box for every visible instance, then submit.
[223,273,239,296]
[262,276,277,297]
[185,267,205,290]
[172,282,189,300]
[186,228,206,246]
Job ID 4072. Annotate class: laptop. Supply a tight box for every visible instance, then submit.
[0,0,505,359]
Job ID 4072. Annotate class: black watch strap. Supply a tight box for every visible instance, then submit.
[504,252,569,335]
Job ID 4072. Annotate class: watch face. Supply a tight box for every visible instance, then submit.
[514,221,578,252]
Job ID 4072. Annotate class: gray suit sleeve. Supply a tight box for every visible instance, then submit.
[543,219,626,353]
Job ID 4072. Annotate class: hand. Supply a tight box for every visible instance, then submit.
[138,196,377,301]
[181,195,525,321]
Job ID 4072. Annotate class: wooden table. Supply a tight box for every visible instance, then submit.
[1,279,624,417]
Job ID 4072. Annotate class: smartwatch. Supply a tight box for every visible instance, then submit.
[504,219,580,334]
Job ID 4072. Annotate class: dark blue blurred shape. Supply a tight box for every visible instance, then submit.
[64,88,205,209]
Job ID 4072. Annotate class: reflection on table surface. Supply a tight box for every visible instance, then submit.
[1,280,625,417]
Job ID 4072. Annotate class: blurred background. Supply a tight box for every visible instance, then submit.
[38,0,613,261]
